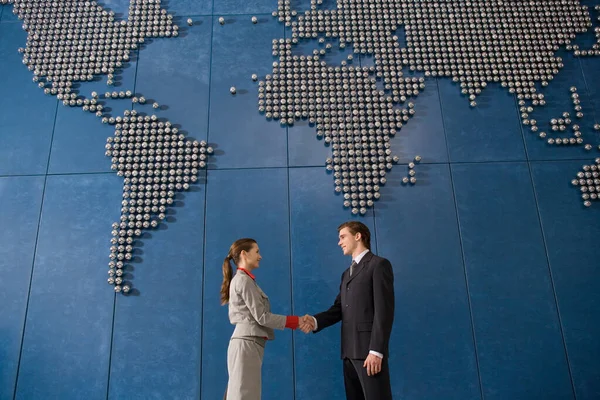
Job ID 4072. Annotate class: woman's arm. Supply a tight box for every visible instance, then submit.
[236,276,298,330]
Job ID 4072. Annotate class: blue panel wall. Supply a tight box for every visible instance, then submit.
[1,1,600,400]
[0,22,57,175]
[452,163,574,400]
[289,166,375,400]
[374,164,480,400]
[108,176,207,400]
[0,176,44,400]
[202,169,293,400]
[530,161,600,400]
[15,175,120,400]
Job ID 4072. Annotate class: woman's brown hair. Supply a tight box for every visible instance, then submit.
[220,238,257,305]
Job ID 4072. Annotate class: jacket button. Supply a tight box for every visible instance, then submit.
[345,304,348,307]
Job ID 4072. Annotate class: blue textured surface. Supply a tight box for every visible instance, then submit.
[530,161,600,400]
[162,0,212,17]
[452,162,575,400]
[108,173,206,400]
[0,176,44,400]
[202,168,294,400]
[0,22,57,175]
[374,164,480,400]
[288,121,332,167]
[14,174,120,400]
[48,57,138,174]
[439,79,526,163]
[1,4,16,22]
[214,0,276,15]
[289,167,375,400]
[579,55,600,126]
[134,17,212,142]
[208,16,287,169]
[387,78,449,164]
[0,2,599,399]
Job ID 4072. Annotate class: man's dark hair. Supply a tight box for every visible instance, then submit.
[338,221,371,250]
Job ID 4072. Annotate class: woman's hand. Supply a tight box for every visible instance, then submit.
[299,315,315,333]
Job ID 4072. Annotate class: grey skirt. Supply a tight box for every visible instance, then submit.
[226,337,267,400]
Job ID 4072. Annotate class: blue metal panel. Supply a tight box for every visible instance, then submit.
[0,22,57,175]
[208,16,288,169]
[202,168,294,400]
[108,172,207,400]
[452,162,574,400]
[579,55,600,127]
[163,0,212,17]
[439,80,526,163]
[530,160,600,400]
[289,166,375,400]
[0,176,44,400]
[374,164,481,400]
[214,0,277,15]
[15,174,120,400]
[134,16,212,142]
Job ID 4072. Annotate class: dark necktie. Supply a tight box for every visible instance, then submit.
[350,260,357,276]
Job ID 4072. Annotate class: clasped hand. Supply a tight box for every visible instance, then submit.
[298,315,315,333]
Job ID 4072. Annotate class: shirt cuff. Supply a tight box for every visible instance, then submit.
[285,316,299,329]
[311,316,318,331]
[369,350,383,359]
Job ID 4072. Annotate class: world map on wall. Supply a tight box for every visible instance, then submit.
[2,0,599,293]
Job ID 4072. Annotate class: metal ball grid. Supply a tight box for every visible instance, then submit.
[105,110,214,293]
[3,0,220,292]
[264,0,600,212]
[572,157,600,207]
[12,0,178,109]
[2,0,600,295]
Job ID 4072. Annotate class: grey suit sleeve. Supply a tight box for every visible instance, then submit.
[370,258,395,354]
[236,277,287,330]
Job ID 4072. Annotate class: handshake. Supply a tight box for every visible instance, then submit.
[298,315,315,333]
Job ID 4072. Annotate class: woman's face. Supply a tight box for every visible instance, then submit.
[242,243,262,270]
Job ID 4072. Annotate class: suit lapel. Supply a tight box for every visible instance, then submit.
[346,252,373,284]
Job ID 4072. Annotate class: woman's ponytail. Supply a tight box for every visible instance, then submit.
[220,254,233,305]
[220,238,256,305]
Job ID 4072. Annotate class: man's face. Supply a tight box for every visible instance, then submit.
[338,227,359,256]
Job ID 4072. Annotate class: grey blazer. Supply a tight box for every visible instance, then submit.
[228,271,287,340]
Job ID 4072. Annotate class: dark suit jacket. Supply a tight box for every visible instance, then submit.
[314,252,395,360]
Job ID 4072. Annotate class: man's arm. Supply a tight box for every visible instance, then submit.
[311,272,345,333]
[363,258,395,376]
[370,258,395,355]
[313,292,342,332]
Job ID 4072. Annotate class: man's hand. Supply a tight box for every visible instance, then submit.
[299,315,315,333]
[363,353,382,376]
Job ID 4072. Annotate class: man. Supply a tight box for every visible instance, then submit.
[302,221,395,400]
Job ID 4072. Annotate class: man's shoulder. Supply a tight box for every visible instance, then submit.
[366,252,390,265]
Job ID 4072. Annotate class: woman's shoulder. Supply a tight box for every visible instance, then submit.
[231,271,252,287]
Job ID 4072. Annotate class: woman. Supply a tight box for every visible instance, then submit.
[221,238,300,400]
